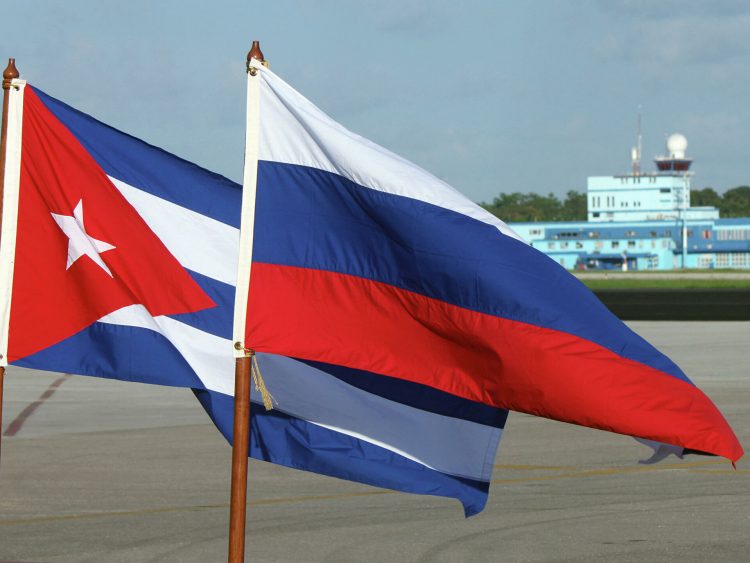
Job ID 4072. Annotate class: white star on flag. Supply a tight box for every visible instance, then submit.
[51,199,116,277]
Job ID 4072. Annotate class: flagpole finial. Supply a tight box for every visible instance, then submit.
[246,41,268,74]
[2,59,19,90]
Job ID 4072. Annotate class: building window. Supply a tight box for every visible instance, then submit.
[733,253,749,267]
[611,241,620,249]
[702,230,712,239]
[628,241,636,248]
[595,241,603,249]
[560,242,569,249]
[592,212,600,218]
[650,231,657,238]
[529,229,542,236]
[664,230,672,237]
[548,242,555,250]
[588,231,600,239]
[575,241,583,249]
[717,229,750,241]
[716,253,730,268]
[625,231,636,237]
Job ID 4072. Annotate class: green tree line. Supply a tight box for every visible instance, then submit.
[481,186,750,222]
[692,186,750,217]
[480,190,586,222]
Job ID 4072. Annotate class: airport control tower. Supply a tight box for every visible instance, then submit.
[586,134,717,223]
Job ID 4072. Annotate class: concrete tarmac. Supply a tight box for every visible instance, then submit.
[0,322,748,562]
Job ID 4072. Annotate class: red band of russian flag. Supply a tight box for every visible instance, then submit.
[247,262,742,461]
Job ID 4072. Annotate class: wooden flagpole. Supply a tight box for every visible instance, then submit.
[227,40,266,563]
[0,58,20,465]
[228,350,252,563]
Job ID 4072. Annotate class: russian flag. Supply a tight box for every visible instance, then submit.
[231,59,742,514]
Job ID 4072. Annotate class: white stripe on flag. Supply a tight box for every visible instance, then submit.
[109,177,239,287]
[96,305,234,396]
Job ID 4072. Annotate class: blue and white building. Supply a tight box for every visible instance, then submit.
[510,134,750,270]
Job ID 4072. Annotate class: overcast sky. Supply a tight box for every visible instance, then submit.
[3,1,749,202]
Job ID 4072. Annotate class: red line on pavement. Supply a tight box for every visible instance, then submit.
[3,375,71,437]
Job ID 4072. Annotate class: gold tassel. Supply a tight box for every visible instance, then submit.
[251,354,275,411]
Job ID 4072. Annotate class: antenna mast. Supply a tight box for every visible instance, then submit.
[631,107,642,176]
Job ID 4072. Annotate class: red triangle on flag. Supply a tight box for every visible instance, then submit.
[8,87,216,362]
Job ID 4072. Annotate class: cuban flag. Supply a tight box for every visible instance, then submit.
[231,59,743,514]
[0,80,238,398]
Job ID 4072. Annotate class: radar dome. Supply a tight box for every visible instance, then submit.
[666,133,688,158]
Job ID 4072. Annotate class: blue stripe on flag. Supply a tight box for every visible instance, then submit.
[194,387,491,517]
[254,160,688,383]
[14,322,204,389]
[168,269,235,340]
[299,358,508,429]
[31,86,242,227]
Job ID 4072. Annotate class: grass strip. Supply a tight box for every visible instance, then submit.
[582,279,750,290]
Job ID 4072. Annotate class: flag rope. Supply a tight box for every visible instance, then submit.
[251,352,274,411]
